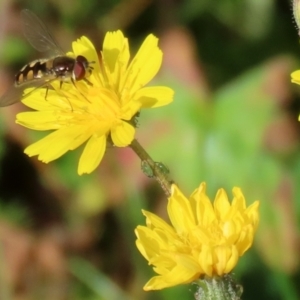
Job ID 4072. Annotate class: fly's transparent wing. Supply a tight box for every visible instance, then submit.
[0,10,65,107]
[21,9,65,55]
[0,79,52,107]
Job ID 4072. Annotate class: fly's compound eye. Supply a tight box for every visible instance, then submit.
[74,55,94,80]
[74,55,89,80]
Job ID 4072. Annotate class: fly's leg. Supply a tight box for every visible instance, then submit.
[70,78,91,103]
[59,80,74,111]
[44,85,49,100]
[83,78,93,86]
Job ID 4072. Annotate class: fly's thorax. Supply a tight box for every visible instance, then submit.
[15,58,55,86]
[52,56,76,81]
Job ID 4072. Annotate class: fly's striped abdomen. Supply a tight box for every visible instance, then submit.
[15,59,55,86]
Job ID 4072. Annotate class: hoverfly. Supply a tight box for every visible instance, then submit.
[0,9,94,107]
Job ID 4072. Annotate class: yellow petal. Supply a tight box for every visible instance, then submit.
[291,70,300,84]
[224,246,239,273]
[25,125,90,162]
[214,246,238,275]
[142,210,177,238]
[144,262,199,290]
[126,34,162,94]
[135,226,161,260]
[103,30,129,88]
[133,86,174,108]
[191,183,216,226]
[110,121,135,146]
[214,189,230,220]
[199,245,213,277]
[235,229,253,255]
[68,126,96,150]
[78,134,106,175]
[21,89,53,110]
[16,111,62,130]
[121,101,141,120]
[72,36,97,64]
[168,184,196,233]
[232,187,246,209]
[245,200,260,229]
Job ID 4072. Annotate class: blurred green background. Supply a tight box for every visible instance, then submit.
[0,0,299,299]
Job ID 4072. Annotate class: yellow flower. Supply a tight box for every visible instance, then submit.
[291,70,300,86]
[16,31,174,175]
[135,183,259,291]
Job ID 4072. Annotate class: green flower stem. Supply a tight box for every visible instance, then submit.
[194,275,243,300]
[129,139,173,196]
